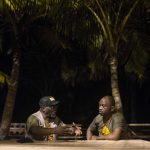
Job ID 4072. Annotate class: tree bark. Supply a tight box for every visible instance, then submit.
[110,57,122,112]
[0,52,20,139]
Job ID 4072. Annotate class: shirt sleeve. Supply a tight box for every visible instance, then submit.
[26,115,39,133]
[89,116,97,131]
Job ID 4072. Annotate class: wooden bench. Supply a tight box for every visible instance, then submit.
[9,123,25,137]
[129,124,150,140]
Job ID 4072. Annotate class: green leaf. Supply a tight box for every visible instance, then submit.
[85,4,108,39]
[116,0,140,49]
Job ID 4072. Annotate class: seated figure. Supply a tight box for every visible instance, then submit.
[25,96,82,141]
[86,96,131,140]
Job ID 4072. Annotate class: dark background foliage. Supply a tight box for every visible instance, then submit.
[1,49,150,125]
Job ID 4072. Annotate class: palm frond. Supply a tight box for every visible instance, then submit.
[116,0,140,49]
[85,4,108,40]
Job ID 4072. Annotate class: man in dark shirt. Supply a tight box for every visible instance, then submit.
[87,96,130,140]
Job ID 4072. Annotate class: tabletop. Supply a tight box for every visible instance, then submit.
[0,139,150,150]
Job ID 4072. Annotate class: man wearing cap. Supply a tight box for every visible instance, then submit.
[25,96,81,141]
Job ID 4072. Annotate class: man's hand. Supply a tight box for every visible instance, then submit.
[72,122,82,136]
[75,127,82,136]
[54,125,73,135]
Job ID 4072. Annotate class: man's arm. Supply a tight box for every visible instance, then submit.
[29,125,72,136]
[91,127,122,140]
[86,127,94,140]
[86,115,99,140]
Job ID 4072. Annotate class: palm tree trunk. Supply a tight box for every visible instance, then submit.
[110,57,122,111]
[0,51,20,139]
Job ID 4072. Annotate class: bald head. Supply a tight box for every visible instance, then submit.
[99,96,115,107]
[98,96,116,116]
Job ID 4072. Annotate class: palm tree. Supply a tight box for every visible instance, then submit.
[52,0,150,111]
[0,0,59,139]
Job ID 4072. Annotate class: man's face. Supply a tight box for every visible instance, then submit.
[42,105,58,118]
[99,97,112,116]
[49,105,58,118]
[42,107,51,118]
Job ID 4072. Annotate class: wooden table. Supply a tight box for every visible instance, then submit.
[0,139,150,150]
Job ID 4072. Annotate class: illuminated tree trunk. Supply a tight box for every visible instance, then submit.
[0,51,20,139]
[110,57,122,112]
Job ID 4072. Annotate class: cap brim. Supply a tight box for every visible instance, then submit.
[49,101,60,106]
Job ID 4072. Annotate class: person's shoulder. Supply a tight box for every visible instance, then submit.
[94,114,102,121]
[89,114,102,128]
[113,111,124,116]
[112,111,125,120]
[27,113,38,122]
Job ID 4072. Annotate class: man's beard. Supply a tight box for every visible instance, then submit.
[50,111,57,118]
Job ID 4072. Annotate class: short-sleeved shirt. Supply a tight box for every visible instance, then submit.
[26,111,62,140]
[89,112,129,139]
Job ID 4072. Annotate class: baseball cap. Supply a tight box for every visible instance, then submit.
[39,96,60,107]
